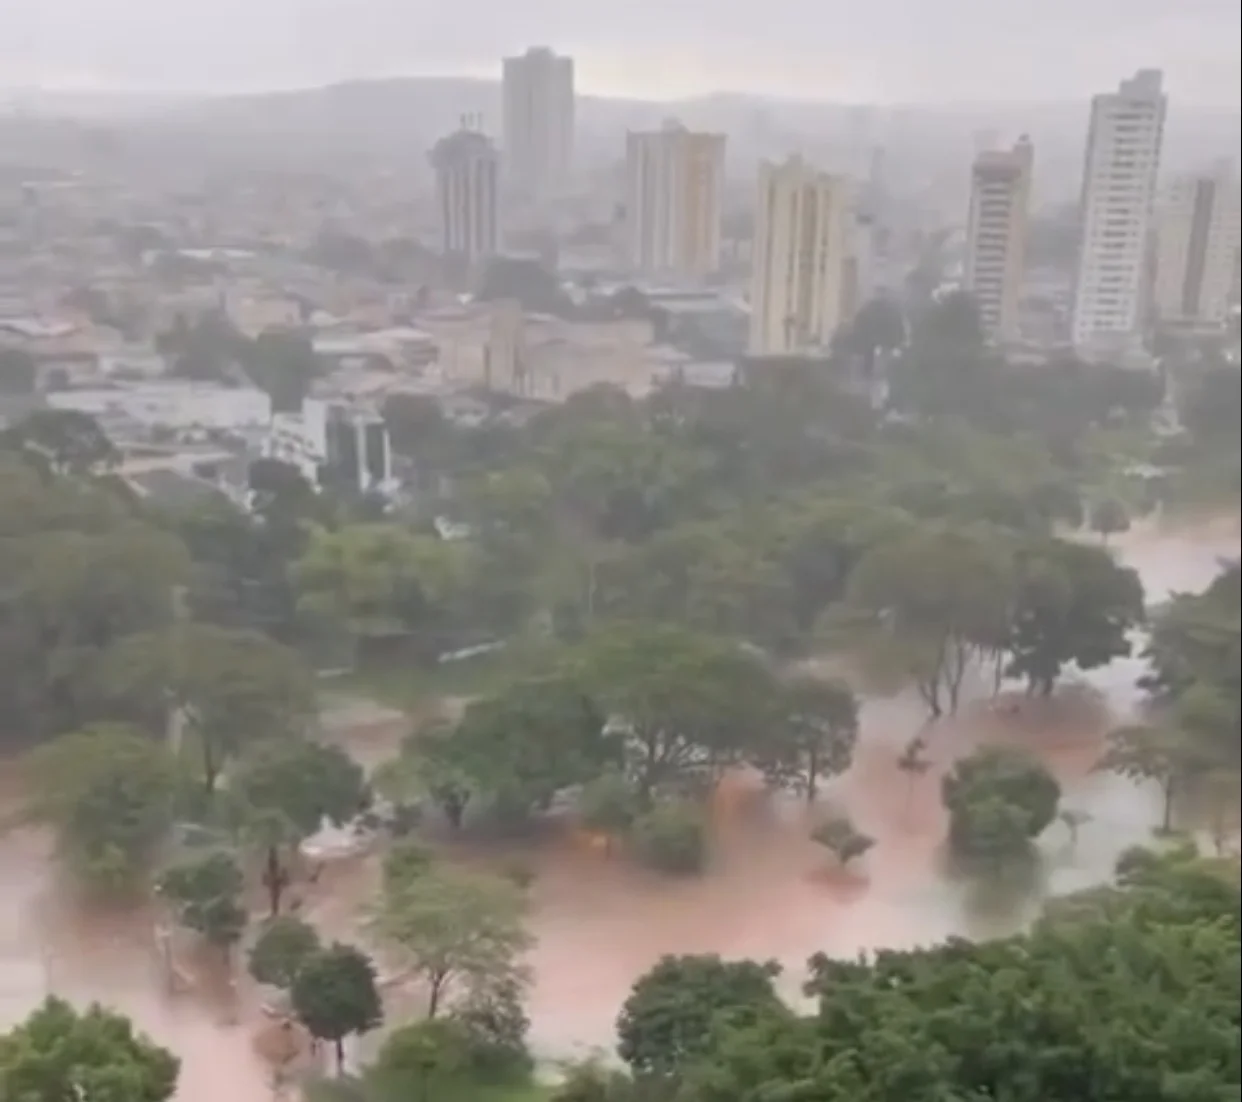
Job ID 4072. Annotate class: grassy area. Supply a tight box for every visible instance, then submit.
[318,640,561,712]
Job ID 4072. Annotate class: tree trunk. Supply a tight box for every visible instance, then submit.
[427,975,444,1019]
[265,846,284,916]
[806,750,819,802]
[202,739,218,794]
[1161,779,1175,833]
[334,1038,345,1074]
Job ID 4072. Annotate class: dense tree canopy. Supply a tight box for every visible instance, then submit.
[612,848,1240,1101]
[0,997,180,1102]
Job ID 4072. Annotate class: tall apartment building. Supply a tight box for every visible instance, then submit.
[624,122,726,278]
[502,46,575,204]
[964,136,1033,342]
[1071,69,1167,354]
[1153,159,1241,327]
[748,156,851,355]
[430,121,500,265]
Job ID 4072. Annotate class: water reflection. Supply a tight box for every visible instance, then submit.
[0,516,1237,1092]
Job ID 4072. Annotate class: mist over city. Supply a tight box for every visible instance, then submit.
[1,6,1240,1102]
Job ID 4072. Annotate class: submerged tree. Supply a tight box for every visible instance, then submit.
[811,815,874,870]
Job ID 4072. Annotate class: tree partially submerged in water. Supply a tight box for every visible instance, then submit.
[811,815,874,870]
[23,723,176,892]
[942,745,1061,866]
[291,943,383,1074]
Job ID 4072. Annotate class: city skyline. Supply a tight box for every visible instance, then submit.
[2,0,1239,106]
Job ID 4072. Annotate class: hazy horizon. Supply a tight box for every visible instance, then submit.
[3,0,1240,107]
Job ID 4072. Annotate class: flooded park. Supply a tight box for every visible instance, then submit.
[1,513,1238,1100]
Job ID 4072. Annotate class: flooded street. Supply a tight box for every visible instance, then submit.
[0,515,1237,1094]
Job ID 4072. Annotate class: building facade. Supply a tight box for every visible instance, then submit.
[964,136,1033,342]
[748,156,851,355]
[502,46,575,204]
[624,123,726,279]
[1153,160,1241,327]
[430,124,501,266]
[1071,69,1167,354]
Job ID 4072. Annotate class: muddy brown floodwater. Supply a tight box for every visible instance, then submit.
[0,515,1238,1095]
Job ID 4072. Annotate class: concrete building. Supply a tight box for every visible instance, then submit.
[430,123,501,266]
[748,156,851,355]
[1071,69,1167,355]
[48,382,272,430]
[1153,159,1241,327]
[502,46,575,204]
[485,300,529,393]
[624,122,726,278]
[964,136,1034,342]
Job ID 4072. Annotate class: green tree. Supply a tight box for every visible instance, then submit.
[0,408,118,474]
[157,850,248,962]
[291,943,384,1073]
[941,745,1061,865]
[443,674,613,823]
[630,800,708,875]
[1005,537,1144,696]
[249,915,322,990]
[616,954,784,1079]
[24,724,175,890]
[811,815,874,869]
[369,866,532,1019]
[577,769,640,851]
[96,624,314,792]
[0,997,180,1102]
[758,675,859,800]
[1096,722,1197,833]
[844,523,1013,716]
[1088,495,1130,543]
[671,849,1239,1101]
[293,523,468,652]
[366,1017,474,1102]
[230,738,369,914]
[571,623,779,795]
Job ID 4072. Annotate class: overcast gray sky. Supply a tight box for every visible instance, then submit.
[3,0,1239,104]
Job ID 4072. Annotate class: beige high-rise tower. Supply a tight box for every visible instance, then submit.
[502,47,575,204]
[624,122,726,278]
[964,135,1033,342]
[1153,159,1240,327]
[748,156,851,355]
[1072,69,1167,353]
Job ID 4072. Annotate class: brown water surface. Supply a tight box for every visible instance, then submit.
[0,515,1237,1093]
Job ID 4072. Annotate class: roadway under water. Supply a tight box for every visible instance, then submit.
[0,514,1237,1095]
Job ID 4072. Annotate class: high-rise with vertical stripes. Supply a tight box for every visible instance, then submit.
[1071,69,1167,354]
[964,136,1033,342]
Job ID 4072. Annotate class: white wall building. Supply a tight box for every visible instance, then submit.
[1153,159,1241,327]
[964,136,1034,342]
[502,46,575,204]
[624,122,726,279]
[430,124,501,265]
[49,383,272,430]
[1071,69,1167,354]
[748,156,851,355]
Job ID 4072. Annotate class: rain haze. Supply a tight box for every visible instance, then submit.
[0,0,1239,1100]
[3,0,1240,102]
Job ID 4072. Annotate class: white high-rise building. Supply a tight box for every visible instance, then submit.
[502,46,575,204]
[624,122,726,278]
[430,122,500,265]
[1153,159,1241,327]
[964,136,1034,342]
[748,156,851,355]
[1071,69,1167,354]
